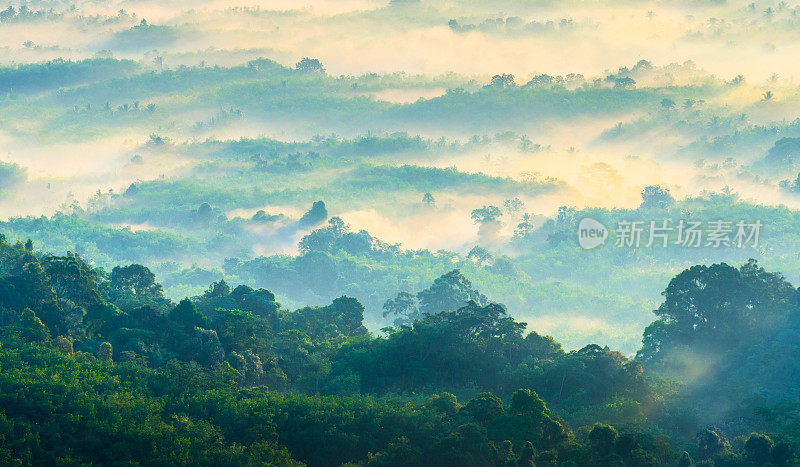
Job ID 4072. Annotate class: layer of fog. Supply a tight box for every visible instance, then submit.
[6,0,800,354]
[6,0,800,83]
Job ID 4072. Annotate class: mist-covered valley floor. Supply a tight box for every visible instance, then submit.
[5,0,800,353]
[3,1,800,465]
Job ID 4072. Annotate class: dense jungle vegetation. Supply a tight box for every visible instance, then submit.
[0,236,797,465]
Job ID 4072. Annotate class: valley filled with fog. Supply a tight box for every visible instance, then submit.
[5,1,800,465]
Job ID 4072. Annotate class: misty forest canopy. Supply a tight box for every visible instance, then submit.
[3,0,800,465]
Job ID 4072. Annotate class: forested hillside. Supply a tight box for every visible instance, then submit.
[5,0,800,464]
[0,236,796,465]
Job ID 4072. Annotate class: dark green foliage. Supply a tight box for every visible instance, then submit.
[383,269,488,326]
[462,392,504,424]
[170,298,209,330]
[744,433,774,465]
[638,260,800,421]
[109,263,169,312]
[416,269,488,314]
[299,217,396,256]
[0,237,793,465]
[639,260,798,363]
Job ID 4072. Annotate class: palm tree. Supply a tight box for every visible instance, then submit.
[518,135,533,152]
